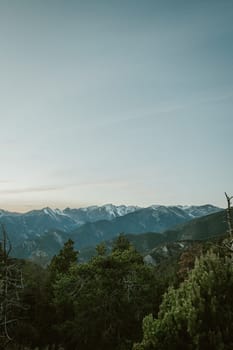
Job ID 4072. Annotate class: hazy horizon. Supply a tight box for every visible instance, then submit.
[0,0,233,211]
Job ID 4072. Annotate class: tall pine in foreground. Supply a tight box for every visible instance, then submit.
[134,251,233,350]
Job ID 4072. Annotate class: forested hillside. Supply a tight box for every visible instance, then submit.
[1,213,233,350]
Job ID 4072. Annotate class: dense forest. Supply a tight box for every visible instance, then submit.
[1,224,233,350]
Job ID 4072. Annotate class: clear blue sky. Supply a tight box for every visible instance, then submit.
[0,0,233,211]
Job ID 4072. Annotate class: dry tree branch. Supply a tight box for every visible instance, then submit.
[0,224,24,343]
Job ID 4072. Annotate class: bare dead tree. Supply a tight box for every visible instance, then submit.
[223,193,233,255]
[225,192,233,237]
[0,224,24,349]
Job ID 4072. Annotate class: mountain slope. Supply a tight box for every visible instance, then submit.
[10,205,223,262]
[63,204,140,225]
[69,205,221,249]
[0,204,220,246]
[164,208,229,241]
[0,208,76,244]
[0,204,140,243]
[79,209,229,262]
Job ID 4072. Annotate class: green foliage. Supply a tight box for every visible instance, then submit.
[49,238,78,275]
[13,261,56,349]
[112,233,131,252]
[134,251,233,350]
[96,242,107,256]
[52,241,160,350]
[7,229,233,350]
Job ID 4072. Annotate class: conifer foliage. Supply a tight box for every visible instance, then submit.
[49,238,79,275]
[52,236,159,350]
[134,251,233,350]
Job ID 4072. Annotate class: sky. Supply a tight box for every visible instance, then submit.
[0,0,233,212]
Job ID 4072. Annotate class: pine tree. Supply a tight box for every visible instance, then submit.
[52,241,159,350]
[112,233,131,252]
[134,251,233,350]
[49,239,78,275]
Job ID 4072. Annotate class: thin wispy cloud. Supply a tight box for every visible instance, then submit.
[0,186,66,195]
[0,180,129,195]
[77,180,129,188]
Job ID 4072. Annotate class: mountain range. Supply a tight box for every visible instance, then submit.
[0,203,223,263]
[79,207,230,263]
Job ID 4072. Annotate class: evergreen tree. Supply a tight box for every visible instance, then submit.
[96,242,107,256]
[53,241,159,350]
[112,233,131,252]
[134,251,233,350]
[49,239,78,275]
